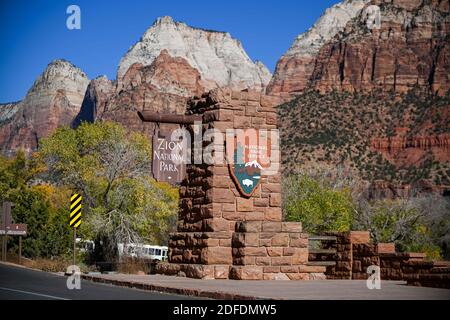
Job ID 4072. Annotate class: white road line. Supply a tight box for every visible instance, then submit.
[0,286,70,300]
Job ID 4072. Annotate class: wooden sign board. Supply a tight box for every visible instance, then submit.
[0,224,27,236]
[152,131,186,185]
[1,202,27,235]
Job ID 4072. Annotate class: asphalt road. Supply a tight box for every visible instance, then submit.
[0,263,192,300]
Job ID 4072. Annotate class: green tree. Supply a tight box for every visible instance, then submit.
[39,122,178,261]
[283,173,354,233]
[8,187,50,257]
[0,152,71,258]
[0,151,27,201]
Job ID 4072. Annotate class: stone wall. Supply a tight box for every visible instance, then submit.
[157,88,323,279]
[405,261,450,289]
[308,231,450,288]
[380,252,450,288]
[314,232,353,280]
[350,231,379,280]
[380,251,450,288]
[351,243,380,280]
[231,221,312,280]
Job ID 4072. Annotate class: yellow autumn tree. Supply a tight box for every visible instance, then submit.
[39,122,179,261]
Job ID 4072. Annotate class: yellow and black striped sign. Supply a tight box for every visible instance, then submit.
[70,194,82,228]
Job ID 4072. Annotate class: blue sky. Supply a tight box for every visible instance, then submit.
[0,0,339,102]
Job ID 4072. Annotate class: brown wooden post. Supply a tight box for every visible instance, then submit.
[18,236,22,264]
[1,235,4,262]
[137,112,202,124]
[1,202,5,262]
[3,234,7,262]
[1,202,11,262]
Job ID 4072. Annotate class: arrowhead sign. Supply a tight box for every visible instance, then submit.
[227,130,272,198]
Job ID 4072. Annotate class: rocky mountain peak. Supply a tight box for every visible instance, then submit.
[268,0,369,95]
[285,0,369,58]
[268,0,449,95]
[118,16,271,92]
[26,59,89,106]
[152,15,176,26]
[119,49,205,97]
[0,59,90,155]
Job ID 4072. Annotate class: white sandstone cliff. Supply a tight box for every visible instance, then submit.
[284,0,369,58]
[118,16,271,92]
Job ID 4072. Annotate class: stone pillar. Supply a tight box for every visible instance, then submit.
[156,88,320,280]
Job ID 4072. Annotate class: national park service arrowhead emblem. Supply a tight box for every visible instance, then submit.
[226,130,272,198]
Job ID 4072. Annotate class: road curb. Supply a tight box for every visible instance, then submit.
[80,274,269,300]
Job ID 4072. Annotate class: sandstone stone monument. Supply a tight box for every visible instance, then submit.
[141,88,322,280]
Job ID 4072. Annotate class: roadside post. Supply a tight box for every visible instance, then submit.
[0,202,27,263]
[19,235,22,264]
[70,194,82,266]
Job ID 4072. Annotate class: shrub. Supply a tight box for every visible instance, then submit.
[283,172,355,234]
[354,196,450,259]
[117,257,151,274]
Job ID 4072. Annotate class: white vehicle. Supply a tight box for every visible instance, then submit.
[141,245,168,261]
[118,243,168,261]
[75,238,95,252]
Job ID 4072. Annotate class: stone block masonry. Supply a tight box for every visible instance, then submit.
[308,231,450,288]
[231,221,311,280]
[309,231,353,280]
[155,88,322,280]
